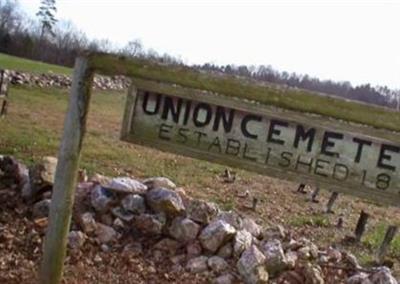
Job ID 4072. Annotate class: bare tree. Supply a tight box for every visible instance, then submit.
[36,0,57,39]
[120,39,143,58]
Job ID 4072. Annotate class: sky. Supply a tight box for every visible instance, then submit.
[19,0,400,89]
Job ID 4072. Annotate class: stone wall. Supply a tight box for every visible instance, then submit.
[0,155,398,284]
[3,70,130,91]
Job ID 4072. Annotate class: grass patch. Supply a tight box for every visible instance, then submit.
[289,214,330,228]
[0,53,71,75]
[0,85,226,190]
[363,223,400,257]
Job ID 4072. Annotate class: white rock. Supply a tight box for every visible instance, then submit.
[346,272,372,284]
[68,231,85,249]
[146,188,185,217]
[242,218,262,238]
[207,256,228,273]
[237,245,269,284]
[105,177,147,194]
[369,267,398,284]
[215,211,243,230]
[169,217,200,243]
[121,194,146,214]
[186,256,209,273]
[187,199,219,224]
[90,185,114,213]
[261,239,287,276]
[143,177,176,190]
[217,242,233,259]
[95,223,118,244]
[234,230,253,257]
[79,212,97,233]
[199,220,236,253]
[213,273,235,284]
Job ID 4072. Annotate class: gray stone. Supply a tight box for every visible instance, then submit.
[169,217,200,243]
[303,263,324,284]
[153,238,180,255]
[199,220,236,253]
[217,242,233,259]
[242,218,262,238]
[90,173,111,186]
[143,177,176,190]
[298,246,311,260]
[234,230,253,257]
[111,206,135,222]
[208,256,228,273]
[121,194,146,214]
[186,256,209,273]
[261,239,287,276]
[28,156,57,198]
[346,273,372,284]
[342,251,361,269]
[113,217,125,229]
[90,185,114,213]
[134,213,165,235]
[187,199,219,224]
[237,245,269,284]
[146,188,185,217]
[105,177,147,194]
[68,231,86,249]
[0,156,26,189]
[213,273,235,284]
[215,211,243,230]
[95,223,118,244]
[285,251,298,269]
[186,240,203,258]
[79,212,97,233]
[32,199,51,218]
[369,267,397,284]
[263,225,286,241]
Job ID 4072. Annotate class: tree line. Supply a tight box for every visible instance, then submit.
[0,0,399,109]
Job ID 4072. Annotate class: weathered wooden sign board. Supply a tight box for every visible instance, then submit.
[122,78,400,207]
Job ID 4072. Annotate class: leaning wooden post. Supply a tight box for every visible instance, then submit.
[326,192,339,213]
[0,70,9,117]
[354,210,369,242]
[377,225,398,263]
[311,187,320,203]
[39,56,94,284]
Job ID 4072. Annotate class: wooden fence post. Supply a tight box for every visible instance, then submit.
[0,70,9,117]
[326,192,339,213]
[377,225,398,263]
[39,56,94,284]
[297,183,307,194]
[355,210,369,242]
[311,187,320,203]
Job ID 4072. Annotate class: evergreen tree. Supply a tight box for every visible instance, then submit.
[36,0,57,39]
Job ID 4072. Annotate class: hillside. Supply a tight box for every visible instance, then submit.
[0,56,400,283]
[0,53,72,75]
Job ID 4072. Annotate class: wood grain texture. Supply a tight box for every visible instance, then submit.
[40,57,94,284]
[121,79,400,207]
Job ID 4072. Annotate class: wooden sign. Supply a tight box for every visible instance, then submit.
[41,54,400,283]
[122,78,400,207]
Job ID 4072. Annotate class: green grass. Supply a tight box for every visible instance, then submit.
[289,214,330,228]
[364,223,400,257]
[0,53,71,75]
[0,85,227,189]
[91,53,400,136]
